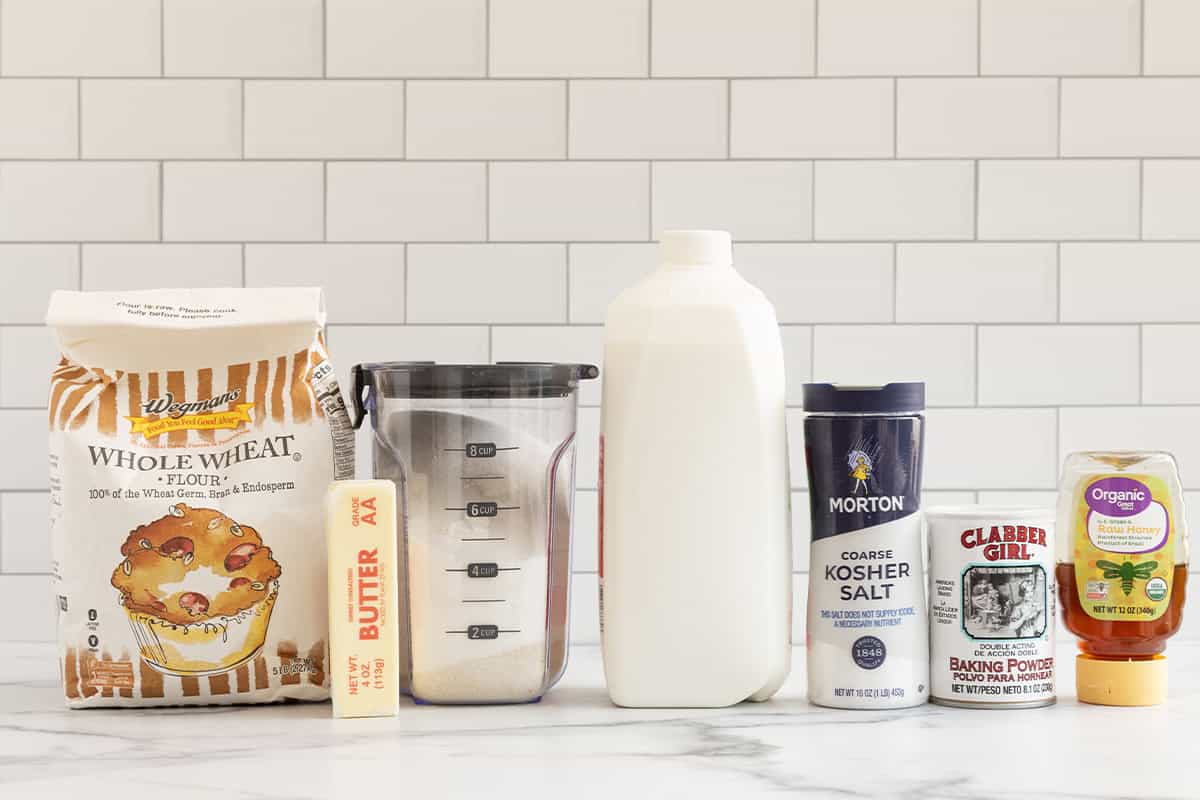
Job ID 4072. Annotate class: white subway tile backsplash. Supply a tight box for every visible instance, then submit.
[975,491,1057,508]
[327,0,485,78]
[735,244,893,323]
[1143,161,1200,239]
[978,326,1140,406]
[407,81,565,160]
[653,0,815,78]
[1062,79,1200,157]
[925,408,1059,489]
[82,244,241,290]
[491,326,604,405]
[652,162,812,241]
[0,163,159,242]
[780,327,814,406]
[491,0,647,78]
[0,493,50,573]
[568,243,657,324]
[0,575,53,639]
[1060,407,1200,489]
[326,324,490,399]
[82,80,240,159]
[0,80,77,158]
[571,573,600,644]
[246,245,405,324]
[573,490,599,572]
[570,81,726,159]
[787,408,806,489]
[980,0,1140,76]
[978,161,1140,240]
[576,407,601,489]
[817,0,977,76]
[897,79,1058,158]
[0,410,47,489]
[327,162,486,242]
[1143,326,1200,404]
[3,0,1200,646]
[813,325,975,406]
[814,161,974,240]
[245,81,404,159]
[163,0,322,78]
[731,79,893,158]
[407,244,567,323]
[0,327,57,406]
[1060,244,1200,322]
[163,162,323,242]
[490,162,649,241]
[1,0,160,77]
[0,246,78,324]
[896,244,1058,323]
[1144,0,1200,75]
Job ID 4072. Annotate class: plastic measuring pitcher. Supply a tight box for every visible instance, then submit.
[351,362,598,704]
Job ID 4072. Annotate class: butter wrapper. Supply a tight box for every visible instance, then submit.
[326,480,400,718]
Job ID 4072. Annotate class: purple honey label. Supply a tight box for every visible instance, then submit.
[1085,477,1152,517]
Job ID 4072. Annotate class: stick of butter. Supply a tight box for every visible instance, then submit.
[326,480,401,718]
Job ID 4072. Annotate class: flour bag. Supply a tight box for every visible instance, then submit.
[45,288,354,708]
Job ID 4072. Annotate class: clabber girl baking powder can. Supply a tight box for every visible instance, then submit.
[927,506,1056,709]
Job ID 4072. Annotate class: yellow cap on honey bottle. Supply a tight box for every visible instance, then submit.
[1076,654,1168,706]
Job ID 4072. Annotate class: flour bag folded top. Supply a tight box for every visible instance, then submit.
[45,288,354,708]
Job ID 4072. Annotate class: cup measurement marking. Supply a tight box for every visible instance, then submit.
[444,625,521,640]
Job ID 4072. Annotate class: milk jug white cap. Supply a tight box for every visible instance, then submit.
[661,229,732,268]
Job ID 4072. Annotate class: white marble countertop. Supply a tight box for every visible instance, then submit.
[2,641,1197,798]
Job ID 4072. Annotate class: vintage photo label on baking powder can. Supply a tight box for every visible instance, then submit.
[928,507,1056,709]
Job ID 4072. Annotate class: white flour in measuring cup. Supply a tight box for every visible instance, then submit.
[377,410,572,703]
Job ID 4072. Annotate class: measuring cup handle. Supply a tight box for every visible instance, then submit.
[350,364,369,430]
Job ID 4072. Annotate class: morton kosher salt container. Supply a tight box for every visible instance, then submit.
[926,506,1055,709]
[803,383,928,709]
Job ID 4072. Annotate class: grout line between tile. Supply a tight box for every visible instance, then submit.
[1138,324,1144,403]
[976,0,982,75]
[322,0,328,78]
[1055,242,1061,323]
[892,78,898,157]
[812,0,820,75]
[160,0,165,77]
[240,243,246,287]
[646,0,653,77]
[485,0,491,78]
[726,79,732,158]
[1139,0,1146,76]
[972,160,980,240]
[322,161,328,242]
[157,161,164,241]
[75,79,82,158]
[1138,159,1145,239]
[239,80,246,158]
[1055,78,1062,157]
[565,242,572,324]
[891,242,898,322]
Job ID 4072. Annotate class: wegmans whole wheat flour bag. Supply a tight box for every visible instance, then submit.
[45,288,354,708]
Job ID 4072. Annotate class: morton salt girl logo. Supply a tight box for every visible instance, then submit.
[126,389,254,440]
[829,441,904,513]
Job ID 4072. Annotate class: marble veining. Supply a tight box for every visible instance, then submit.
[1,642,1197,798]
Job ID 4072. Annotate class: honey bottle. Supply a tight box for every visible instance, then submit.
[1056,451,1190,706]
